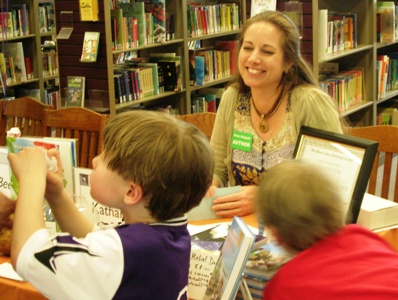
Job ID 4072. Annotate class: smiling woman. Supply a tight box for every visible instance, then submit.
[208,11,344,218]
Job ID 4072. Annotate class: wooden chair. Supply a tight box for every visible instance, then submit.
[175,112,216,140]
[0,97,53,146]
[43,107,109,169]
[349,125,398,202]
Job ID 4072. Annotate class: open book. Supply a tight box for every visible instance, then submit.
[202,216,255,300]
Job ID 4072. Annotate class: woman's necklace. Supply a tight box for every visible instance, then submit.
[251,85,287,133]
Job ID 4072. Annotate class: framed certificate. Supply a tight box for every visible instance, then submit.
[293,126,379,223]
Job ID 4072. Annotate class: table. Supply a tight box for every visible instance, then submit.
[0,214,397,300]
[0,256,46,300]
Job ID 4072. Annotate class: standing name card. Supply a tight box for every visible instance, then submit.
[293,126,378,223]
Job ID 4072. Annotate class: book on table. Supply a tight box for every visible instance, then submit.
[202,216,255,300]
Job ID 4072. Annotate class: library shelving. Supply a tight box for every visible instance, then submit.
[312,0,376,126]
[103,0,247,115]
[0,0,59,105]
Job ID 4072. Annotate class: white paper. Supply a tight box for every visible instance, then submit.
[0,262,24,282]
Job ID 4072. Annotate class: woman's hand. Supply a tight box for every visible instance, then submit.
[0,193,16,230]
[211,185,257,217]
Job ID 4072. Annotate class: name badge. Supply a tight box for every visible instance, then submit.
[231,131,253,152]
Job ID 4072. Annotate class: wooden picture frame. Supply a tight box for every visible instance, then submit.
[293,126,379,223]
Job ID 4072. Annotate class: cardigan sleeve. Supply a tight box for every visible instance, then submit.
[292,85,344,135]
[210,86,238,187]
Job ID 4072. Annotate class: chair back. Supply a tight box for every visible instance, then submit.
[175,112,216,140]
[43,107,109,168]
[0,97,53,145]
[349,125,398,202]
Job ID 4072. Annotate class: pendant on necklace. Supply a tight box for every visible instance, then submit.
[259,116,269,133]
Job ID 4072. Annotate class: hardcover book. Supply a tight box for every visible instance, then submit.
[81,31,100,62]
[6,136,77,234]
[203,216,255,300]
[65,76,85,107]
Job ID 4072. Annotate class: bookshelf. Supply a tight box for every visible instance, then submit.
[102,0,247,115]
[311,0,376,126]
[0,0,59,105]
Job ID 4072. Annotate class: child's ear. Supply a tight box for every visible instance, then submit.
[124,182,143,205]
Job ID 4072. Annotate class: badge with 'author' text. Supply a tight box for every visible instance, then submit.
[231,131,253,152]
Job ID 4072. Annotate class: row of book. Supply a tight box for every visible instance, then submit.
[38,2,56,33]
[113,53,183,104]
[319,64,364,113]
[377,1,398,43]
[0,4,29,39]
[318,10,357,61]
[42,46,59,77]
[111,0,174,50]
[0,42,33,86]
[187,2,241,37]
[377,53,398,100]
[377,99,398,125]
[189,40,238,86]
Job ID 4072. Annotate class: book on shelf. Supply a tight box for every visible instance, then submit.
[110,8,124,50]
[140,0,166,43]
[194,55,205,86]
[81,31,100,63]
[202,216,255,300]
[38,2,56,33]
[12,4,30,36]
[149,53,182,92]
[65,76,86,107]
[7,42,27,83]
[377,2,395,43]
[118,1,147,47]
[79,0,99,21]
[215,40,239,76]
[250,0,276,18]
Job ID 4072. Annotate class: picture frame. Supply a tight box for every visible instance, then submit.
[293,126,379,224]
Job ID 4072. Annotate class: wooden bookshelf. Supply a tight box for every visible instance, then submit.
[0,0,59,105]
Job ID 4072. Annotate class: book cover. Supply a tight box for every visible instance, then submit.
[65,76,85,107]
[250,0,276,18]
[6,136,77,234]
[74,167,123,226]
[244,239,293,281]
[0,147,11,198]
[81,31,100,62]
[377,2,395,42]
[203,216,255,300]
[79,0,99,21]
[7,42,27,83]
[194,55,205,86]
